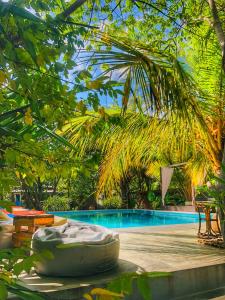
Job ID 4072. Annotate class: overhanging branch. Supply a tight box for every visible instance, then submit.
[57,0,88,19]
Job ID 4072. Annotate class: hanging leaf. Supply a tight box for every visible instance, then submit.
[0,70,7,84]
[86,79,103,89]
[122,69,131,112]
[24,108,33,125]
[83,294,93,300]
[36,123,76,150]
[90,288,124,298]
[21,31,38,65]
[0,283,7,300]
[137,276,152,300]
[0,2,42,22]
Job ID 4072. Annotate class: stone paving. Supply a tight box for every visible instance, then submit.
[20,223,225,293]
[118,223,225,272]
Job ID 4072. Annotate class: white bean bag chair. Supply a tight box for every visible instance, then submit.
[31,221,120,277]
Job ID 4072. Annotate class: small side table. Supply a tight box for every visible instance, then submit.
[196,201,221,239]
[12,214,54,247]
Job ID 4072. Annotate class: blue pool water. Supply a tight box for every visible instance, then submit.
[52,209,200,229]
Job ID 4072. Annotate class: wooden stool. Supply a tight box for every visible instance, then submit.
[13,214,54,247]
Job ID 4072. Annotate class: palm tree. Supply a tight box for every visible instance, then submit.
[63,109,214,201]
[66,32,225,236]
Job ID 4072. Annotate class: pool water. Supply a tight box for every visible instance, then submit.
[52,209,200,229]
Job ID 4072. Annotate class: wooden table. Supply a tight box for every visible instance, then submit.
[12,214,54,247]
[195,201,221,239]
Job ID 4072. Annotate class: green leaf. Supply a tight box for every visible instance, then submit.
[22,33,37,64]
[108,273,135,295]
[57,242,84,249]
[9,287,44,300]
[146,272,170,278]
[41,250,54,260]
[36,123,76,150]
[0,200,14,211]
[0,283,8,300]
[13,262,25,277]
[83,294,93,300]
[90,288,123,298]
[78,70,92,79]
[6,3,42,22]
[55,62,64,72]
[137,276,151,300]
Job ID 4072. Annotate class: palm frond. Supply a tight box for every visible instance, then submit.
[63,108,218,196]
[85,33,203,119]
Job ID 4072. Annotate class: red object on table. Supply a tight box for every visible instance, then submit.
[11,206,44,215]
[1,206,45,216]
[12,210,44,216]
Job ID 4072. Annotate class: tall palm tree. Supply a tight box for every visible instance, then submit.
[63,108,215,200]
[73,30,225,237]
[85,32,223,169]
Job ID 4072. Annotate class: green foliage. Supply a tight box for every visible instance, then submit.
[195,167,225,240]
[102,196,122,209]
[147,192,161,210]
[69,167,99,210]
[0,0,224,223]
[0,196,53,300]
[65,109,211,201]
[0,0,225,296]
[197,170,225,208]
[43,195,71,211]
[0,200,14,212]
[165,193,185,206]
[0,0,123,196]
[84,272,170,300]
[0,246,53,300]
[195,185,211,200]
[88,33,201,118]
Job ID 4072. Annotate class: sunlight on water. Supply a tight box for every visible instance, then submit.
[53,211,199,229]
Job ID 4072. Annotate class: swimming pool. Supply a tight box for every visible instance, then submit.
[52,209,200,229]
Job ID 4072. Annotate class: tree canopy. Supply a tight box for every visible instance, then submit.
[1,0,225,207]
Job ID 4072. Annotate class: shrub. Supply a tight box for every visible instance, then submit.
[102,196,122,209]
[70,170,98,210]
[151,197,161,209]
[165,192,185,206]
[43,195,71,211]
[147,191,161,209]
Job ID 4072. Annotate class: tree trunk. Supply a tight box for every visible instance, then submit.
[208,0,225,72]
[21,181,35,209]
[120,176,131,208]
[35,177,43,210]
[218,144,225,239]
[52,176,61,196]
[57,0,88,19]
[67,178,71,198]
[21,178,43,210]
[183,180,194,204]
